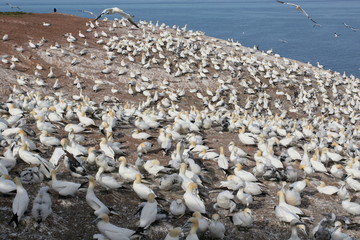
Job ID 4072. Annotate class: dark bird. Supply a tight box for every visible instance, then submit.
[276,0,318,25]
[95,7,139,28]
[54,8,57,13]
[6,3,21,10]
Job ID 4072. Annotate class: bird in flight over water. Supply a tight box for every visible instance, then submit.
[276,1,318,25]
[78,10,97,17]
[6,3,21,10]
[95,7,139,28]
[343,23,359,32]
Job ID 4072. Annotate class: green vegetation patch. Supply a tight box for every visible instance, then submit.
[0,11,31,16]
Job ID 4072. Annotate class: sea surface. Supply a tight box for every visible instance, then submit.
[3,0,360,77]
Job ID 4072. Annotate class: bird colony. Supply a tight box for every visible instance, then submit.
[0,12,360,240]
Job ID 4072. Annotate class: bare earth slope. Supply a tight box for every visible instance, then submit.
[0,13,359,240]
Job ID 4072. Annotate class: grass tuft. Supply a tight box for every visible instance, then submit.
[0,11,31,16]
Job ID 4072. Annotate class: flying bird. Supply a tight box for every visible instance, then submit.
[276,0,318,25]
[95,7,139,28]
[6,3,21,10]
[343,22,359,32]
[78,9,97,17]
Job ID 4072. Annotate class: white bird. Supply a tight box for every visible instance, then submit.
[183,183,206,214]
[276,0,318,24]
[138,193,158,229]
[231,208,254,228]
[51,170,83,196]
[288,219,307,240]
[164,227,182,240]
[316,181,338,195]
[143,159,166,176]
[78,9,97,17]
[96,167,124,190]
[86,176,118,216]
[186,217,200,240]
[209,214,225,239]
[39,130,60,146]
[6,3,21,10]
[96,214,135,240]
[9,177,29,227]
[170,199,186,217]
[236,187,253,206]
[0,175,16,194]
[32,186,52,223]
[341,197,360,215]
[214,190,236,212]
[133,174,155,200]
[95,7,140,28]
[100,138,115,159]
[18,143,54,178]
[118,157,140,181]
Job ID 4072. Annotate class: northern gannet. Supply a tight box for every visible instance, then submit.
[95,7,140,28]
[231,208,254,228]
[276,1,318,25]
[6,3,21,10]
[118,157,140,181]
[51,170,83,196]
[316,181,339,195]
[96,166,124,190]
[331,221,353,240]
[343,22,359,32]
[186,217,200,240]
[164,227,182,240]
[32,186,52,223]
[0,175,16,194]
[170,199,186,217]
[183,183,206,214]
[138,193,158,229]
[95,214,135,239]
[133,174,155,200]
[341,197,360,215]
[209,214,225,239]
[78,9,97,17]
[288,219,307,240]
[86,176,119,216]
[9,177,29,227]
[213,190,236,212]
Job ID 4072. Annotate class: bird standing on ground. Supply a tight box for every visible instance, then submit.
[96,214,135,239]
[32,186,52,223]
[95,7,140,28]
[138,193,158,229]
[9,177,29,227]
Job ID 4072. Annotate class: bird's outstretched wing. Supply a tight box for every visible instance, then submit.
[298,7,317,24]
[95,8,110,20]
[276,0,317,24]
[276,0,298,7]
[119,11,140,28]
[78,9,96,17]
[6,3,21,10]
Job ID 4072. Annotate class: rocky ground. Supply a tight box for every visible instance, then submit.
[0,12,359,240]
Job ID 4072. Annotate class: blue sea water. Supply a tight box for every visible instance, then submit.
[3,0,360,77]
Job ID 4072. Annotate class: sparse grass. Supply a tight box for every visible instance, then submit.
[0,11,31,16]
